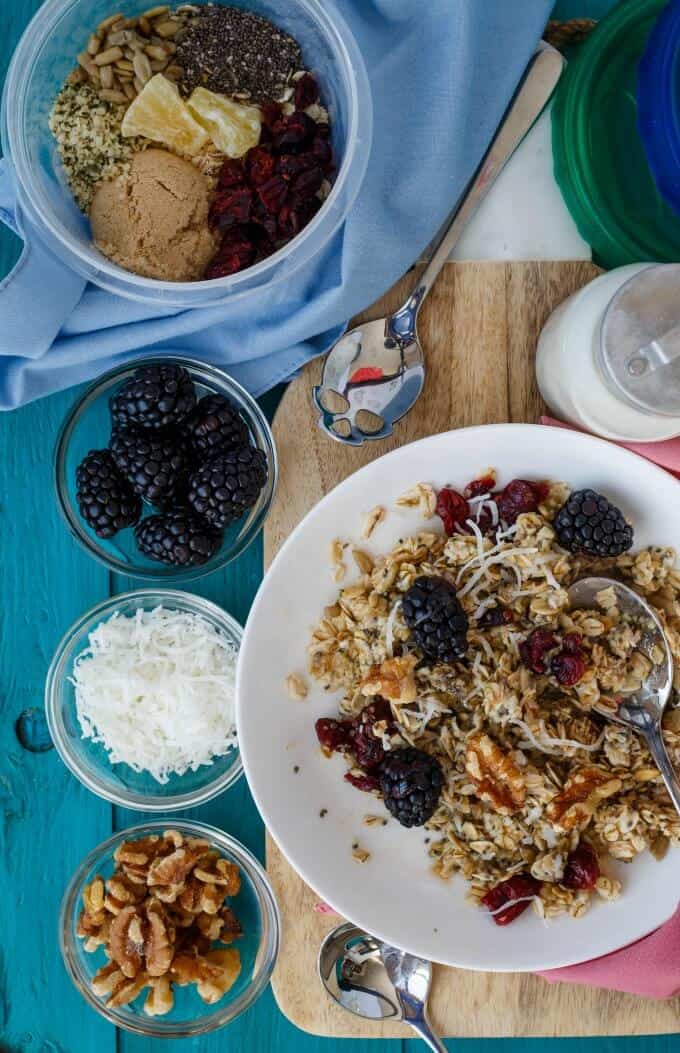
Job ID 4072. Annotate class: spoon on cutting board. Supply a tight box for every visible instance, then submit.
[313,46,565,446]
[568,576,680,816]
[318,922,446,1052]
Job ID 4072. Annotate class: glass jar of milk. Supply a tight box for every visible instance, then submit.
[536,264,680,442]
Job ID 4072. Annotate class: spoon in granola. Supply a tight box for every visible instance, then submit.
[318,922,446,1051]
[568,576,680,816]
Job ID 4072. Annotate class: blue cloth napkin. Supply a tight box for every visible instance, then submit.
[0,0,551,410]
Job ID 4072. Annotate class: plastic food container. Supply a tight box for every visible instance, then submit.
[552,0,680,269]
[60,821,280,1036]
[1,0,372,308]
[637,0,680,216]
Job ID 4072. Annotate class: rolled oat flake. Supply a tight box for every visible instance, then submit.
[177,4,302,102]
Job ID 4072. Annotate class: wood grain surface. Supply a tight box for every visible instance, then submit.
[265,261,680,1039]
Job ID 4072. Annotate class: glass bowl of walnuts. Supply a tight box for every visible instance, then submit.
[59,821,280,1036]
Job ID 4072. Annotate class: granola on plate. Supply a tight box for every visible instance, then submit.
[306,472,680,925]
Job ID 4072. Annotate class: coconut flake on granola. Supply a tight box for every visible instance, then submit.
[72,605,237,783]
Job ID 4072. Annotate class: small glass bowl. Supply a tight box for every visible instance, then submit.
[45,590,243,810]
[60,821,280,1037]
[54,356,277,582]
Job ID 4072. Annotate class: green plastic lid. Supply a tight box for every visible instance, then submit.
[552,0,680,269]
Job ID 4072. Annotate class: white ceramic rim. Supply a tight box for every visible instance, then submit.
[45,589,244,809]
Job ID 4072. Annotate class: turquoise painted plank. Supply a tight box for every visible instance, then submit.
[0,388,115,1053]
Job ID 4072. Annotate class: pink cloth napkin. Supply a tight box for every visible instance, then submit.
[314,418,680,999]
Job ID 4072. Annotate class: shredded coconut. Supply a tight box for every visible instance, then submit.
[72,606,238,783]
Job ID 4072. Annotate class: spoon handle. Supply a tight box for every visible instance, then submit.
[408,1015,448,1053]
[389,48,564,340]
[645,726,680,818]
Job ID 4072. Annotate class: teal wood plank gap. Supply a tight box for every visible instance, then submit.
[1,0,675,1050]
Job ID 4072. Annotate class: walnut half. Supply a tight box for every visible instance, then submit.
[546,767,622,831]
[361,655,418,703]
[465,733,526,815]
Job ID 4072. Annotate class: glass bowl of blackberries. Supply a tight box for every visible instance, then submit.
[54,357,277,580]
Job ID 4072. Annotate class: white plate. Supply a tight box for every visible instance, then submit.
[236,424,680,971]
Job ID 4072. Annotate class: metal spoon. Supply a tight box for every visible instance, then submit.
[318,922,446,1052]
[313,47,565,446]
[568,576,680,815]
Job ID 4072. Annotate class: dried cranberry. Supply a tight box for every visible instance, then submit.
[260,98,283,129]
[315,717,352,754]
[311,135,333,170]
[563,844,600,890]
[273,111,316,153]
[464,475,496,500]
[294,72,320,109]
[562,633,583,655]
[246,146,275,186]
[481,874,541,926]
[250,206,278,244]
[209,187,252,231]
[291,164,324,200]
[478,606,513,629]
[435,488,470,536]
[217,158,246,189]
[277,153,318,181]
[344,771,380,793]
[551,652,586,686]
[257,175,288,215]
[347,700,394,772]
[205,229,255,278]
[498,479,542,524]
[277,204,301,241]
[519,627,558,674]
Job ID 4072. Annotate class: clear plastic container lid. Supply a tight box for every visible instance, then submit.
[599,264,680,417]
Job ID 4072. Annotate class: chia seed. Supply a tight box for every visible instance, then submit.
[177,4,302,102]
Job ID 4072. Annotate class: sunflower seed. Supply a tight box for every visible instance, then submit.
[154,19,178,37]
[138,15,152,35]
[94,46,124,66]
[97,13,124,33]
[123,80,137,100]
[144,44,167,60]
[87,34,101,55]
[133,51,153,84]
[99,88,127,104]
[100,64,114,88]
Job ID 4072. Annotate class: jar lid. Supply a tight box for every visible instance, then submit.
[637,0,680,216]
[551,0,680,269]
[599,264,680,417]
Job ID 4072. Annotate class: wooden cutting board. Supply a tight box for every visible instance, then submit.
[263,261,680,1038]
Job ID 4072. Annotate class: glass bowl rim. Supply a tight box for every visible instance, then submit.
[45,588,244,810]
[53,354,278,582]
[2,0,372,303]
[59,819,281,1037]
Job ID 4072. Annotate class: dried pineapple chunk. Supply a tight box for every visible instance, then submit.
[187,88,262,158]
[121,74,209,157]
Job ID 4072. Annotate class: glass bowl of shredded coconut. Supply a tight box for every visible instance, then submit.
[46,590,243,809]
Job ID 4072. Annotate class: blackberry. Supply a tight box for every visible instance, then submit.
[554,489,633,557]
[402,575,468,663]
[110,364,196,431]
[379,747,443,828]
[135,511,222,567]
[110,426,188,508]
[187,446,267,528]
[185,394,249,458]
[75,450,141,538]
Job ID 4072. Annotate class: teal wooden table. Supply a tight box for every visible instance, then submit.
[1,2,678,1051]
